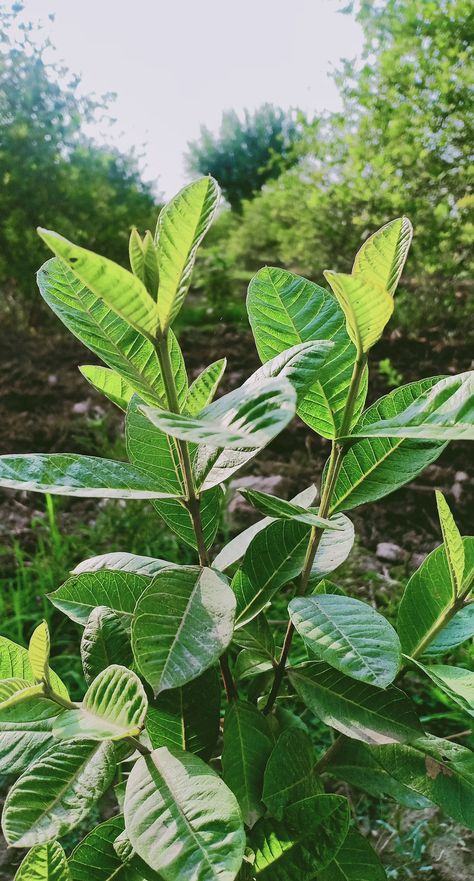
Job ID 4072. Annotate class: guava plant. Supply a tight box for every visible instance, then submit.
[0,176,473,881]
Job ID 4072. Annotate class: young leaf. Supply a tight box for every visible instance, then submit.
[81,606,133,684]
[323,270,393,356]
[0,679,44,709]
[48,570,150,626]
[232,613,275,658]
[155,177,220,330]
[124,746,245,881]
[71,552,174,577]
[29,621,51,686]
[2,739,116,847]
[436,490,465,596]
[316,827,387,881]
[53,665,147,741]
[222,700,274,827]
[237,487,342,530]
[0,635,68,699]
[346,372,474,441]
[352,216,413,296]
[38,228,159,338]
[263,728,320,820]
[0,454,182,499]
[186,359,227,415]
[132,566,236,694]
[14,842,71,881]
[397,538,474,658]
[251,794,350,879]
[329,377,448,513]
[289,662,423,745]
[289,595,401,687]
[233,650,273,681]
[79,366,135,412]
[129,228,159,298]
[146,667,220,761]
[247,266,368,439]
[409,659,474,718]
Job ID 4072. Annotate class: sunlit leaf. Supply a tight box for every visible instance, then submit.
[79,366,135,411]
[29,621,51,686]
[436,490,465,596]
[352,216,413,296]
[49,570,149,626]
[263,728,320,820]
[15,842,71,881]
[186,359,227,415]
[53,665,147,741]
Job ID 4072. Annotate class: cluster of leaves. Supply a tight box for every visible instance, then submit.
[0,176,473,881]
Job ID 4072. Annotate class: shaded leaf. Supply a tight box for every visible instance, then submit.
[409,659,474,718]
[222,700,274,827]
[152,486,223,551]
[316,827,387,880]
[237,487,342,530]
[424,605,474,657]
[263,728,320,820]
[146,667,220,761]
[81,607,133,684]
[69,814,159,881]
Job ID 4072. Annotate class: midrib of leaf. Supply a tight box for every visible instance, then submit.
[28,743,106,830]
[301,602,383,681]
[330,437,405,511]
[238,530,309,621]
[293,671,408,727]
[234,708,256,818]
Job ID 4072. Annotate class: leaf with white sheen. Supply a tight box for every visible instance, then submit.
[245,340,334,403]
[372,734,474,830]
[252,794,350,880]
[352,216,413,297]
[186,359,227,415]
[329,378,448,513]
[289,663,423,745]
[132,566,235,694]
[0,635,68,699]
[0,454,182,499]
[80,366,135,411]
[72,552,174,577]
[155,177,220,330]
[2,739,116,847]
[124,746,245,881]
[324,270,392,356]
[289,595,401,687]
[38,229,159,338]
[316,828,387,881]
[263,728,320,820]
[346,372,474,441]
[237,487,342,530]
[397,538,474,657]
[213,485,317,571]
[423,605,474,657]
[247,266,368,439]
[410,659,474,718]
[29,621,51,686]
[81,607,133,684]
[54,665,147,741]
[15,842,71,881]
[49,570,149,626]
[222,700,274,827]
[146,667,220,761]
[0,695,64,777]
[37,259,164,407]
[309,513,355,582]
[436,490,465,596]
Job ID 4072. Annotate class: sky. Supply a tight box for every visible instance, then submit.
[20,0,363,198]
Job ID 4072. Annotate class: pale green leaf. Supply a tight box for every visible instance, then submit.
[289,662,423,745]
[0,679,44,709]
[80,366,135,411]
[352,217,413,297]
[409,659,474,718]
[129,228,159,299]
[436,490,465,596]
[316,828,387,881]
[132,566,235,694]
[0,694,64,777]
[53,665,147,741]
[146,667,220,761]
[49,570,149,626]
[72,552,174,577]
[124,746,245,881]
[222,700,274,827]
[0,635,68,699]
[29,621,51,686]
[237,487,342,530]
[15,842,71,881]
[81,607,133,684]
[155,177,220,329]
[324,270,393,355]
[289,595,401,687]
[262,728,320,820]
[2,739,116,847]
[245,339,334,402]
[186,359,227,415]
[38,229,158,338]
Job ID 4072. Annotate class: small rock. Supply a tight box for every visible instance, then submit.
[72,398,92,415]
[410,552,427,570]
[455,471,469,483]
[376,542,407,564]
[47,374,58,386]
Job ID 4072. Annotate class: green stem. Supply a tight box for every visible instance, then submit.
[43,685,78,711]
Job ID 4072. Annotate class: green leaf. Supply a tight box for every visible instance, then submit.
[251,794,350,879]
[245,340,334,402]
[153,487,223,551]
[213,485,317,572]
[49,570,149,626]
[309,514,355,582]
[129,228,159,299]
[53,665,147,741]
[29,621,51,686]
[37,258,164,408]
[247,266,368,439]
[233,650,273,681]
[146,667,220,761]
[397,538,474,657]
[15,842,71,881]
[71,552,174,577]
[233,613,275,658]
[325,738,432,809]
[186,359,227,415]
[222,700,274,827]
[0,454,182,499]
[289,662,423,745]
[352,216,413,297]
[316,828,387,881]
[38,228,159,338]
[0,635,68,699]
[81,607,133,684]
[0,695,63,777]
[69,815,160,881]
[289,595,401,687]
[423,605,474,657]
[346,372,474,441]
[409,659,474,718]
[237,487,342,530]
[155,177,220,330]
[80,366,135,411]
[126,394,184,495]
[329,377,448,513]
[323,270,393,356]
[132,566,235,694]
[124,746,245,880]
[2,739,116,847]
[262,728,320,820]
[372,734,474,830]
[0,679,43,709]
[436,490,465,596]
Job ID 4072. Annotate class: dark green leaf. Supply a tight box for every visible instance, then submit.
[81,607,133,684]
[316,827,387,880]
[49,570,149,626]
[222,700,274,827]
[263,728,320,819]
[237,487,342,529]
[146,667,220,761]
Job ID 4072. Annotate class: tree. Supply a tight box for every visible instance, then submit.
[186,104,305,211]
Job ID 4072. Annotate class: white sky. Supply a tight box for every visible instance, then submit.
[20,0,363,198]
